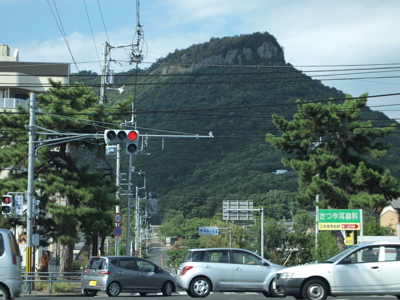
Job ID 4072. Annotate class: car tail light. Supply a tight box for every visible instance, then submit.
[181,266,193,275]
[84,270,90,274]
[98,271,111,275]
[12,255,17,265]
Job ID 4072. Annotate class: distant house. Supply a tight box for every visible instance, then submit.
[376,199,400,236]
[272,170,288,175]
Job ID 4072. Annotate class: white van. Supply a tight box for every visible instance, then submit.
[0,229,23,300]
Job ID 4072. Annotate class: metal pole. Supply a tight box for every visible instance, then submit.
[261,208,264,258]
[115,144,121,255]
[135,186,139,255]
[100,42,109,104]
[26,93,36,293]
[359,209,364,243]
[125,154,132,255]
[315,193,320,249]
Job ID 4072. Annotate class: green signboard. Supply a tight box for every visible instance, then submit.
[318,209,361,230]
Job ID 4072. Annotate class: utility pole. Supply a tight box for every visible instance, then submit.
[99,42,111,105]
[26,93,36,276]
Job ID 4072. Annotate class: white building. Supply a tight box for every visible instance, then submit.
[1,44,70,270]
[0,44,69,110]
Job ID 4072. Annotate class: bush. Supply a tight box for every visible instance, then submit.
[32,281,76,293]
[53,282,76,293]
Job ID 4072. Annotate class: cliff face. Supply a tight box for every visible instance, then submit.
[151,32,285,75]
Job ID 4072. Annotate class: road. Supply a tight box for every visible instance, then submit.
[19,292,400,300]
[18,229,400,300]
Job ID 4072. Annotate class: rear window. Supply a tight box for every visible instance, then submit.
[87,257,107,270]
[185,251,206,262]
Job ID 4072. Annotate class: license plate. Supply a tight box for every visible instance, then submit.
[89,280,97,286]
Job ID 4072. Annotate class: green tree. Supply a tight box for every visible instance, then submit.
[266,94,400,251]
[0,80,131,271]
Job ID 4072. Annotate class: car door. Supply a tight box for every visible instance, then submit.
[333,246,382,294]
[135,259,166,290]
[231,250,268,289]
[380,245,400,293]
[203,250,233,289]
[113,258,139,291]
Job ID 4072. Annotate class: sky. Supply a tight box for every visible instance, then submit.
[1,0,400,119]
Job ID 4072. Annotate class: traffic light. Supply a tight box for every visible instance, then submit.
[104,129,139,154]
[104,129,128,145]
[1,195,14,215]
[126,130,139,155]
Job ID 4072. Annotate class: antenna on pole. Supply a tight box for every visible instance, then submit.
[131,0,144,64]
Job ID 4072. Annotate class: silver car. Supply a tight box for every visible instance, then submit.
[175,248,285,298]
[81,256,176,297]
[0,229,23,300]
[275,241,400,300]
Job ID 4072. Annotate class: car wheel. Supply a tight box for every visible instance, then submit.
[106,281,121,297]
[301,279,328,300]
[139,292,147,296]
[162,281,174,296]
[262,278,286,298]
[83,289,98,297]
[190,277,211,297]
[0,285,9,300]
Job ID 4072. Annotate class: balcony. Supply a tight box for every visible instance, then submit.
[0,98,28,110]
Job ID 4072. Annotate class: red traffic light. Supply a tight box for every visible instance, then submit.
[2,196,11,204]
[127,131,138,141]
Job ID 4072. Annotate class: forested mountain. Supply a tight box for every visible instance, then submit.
[73,32,399,222]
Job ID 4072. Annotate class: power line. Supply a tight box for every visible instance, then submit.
[83,0,102,71]
[46,0,81,75]
[97,0,110,43]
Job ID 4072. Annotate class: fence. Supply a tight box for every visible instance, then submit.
[22,271,82,294]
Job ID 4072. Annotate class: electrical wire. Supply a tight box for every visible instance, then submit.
[96,0,110,44]
[83,0,102,71]
[46,0,81,75]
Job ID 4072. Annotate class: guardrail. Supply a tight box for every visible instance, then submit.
[22,271,82,294]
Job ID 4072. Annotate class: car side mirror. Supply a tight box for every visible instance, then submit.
[339,257,352,264]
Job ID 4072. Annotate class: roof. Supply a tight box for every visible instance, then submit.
[390,199,400,209]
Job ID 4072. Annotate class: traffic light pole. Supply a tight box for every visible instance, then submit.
[25,93,36,293]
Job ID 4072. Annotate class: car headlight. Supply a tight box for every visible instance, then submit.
[278,272,295,279]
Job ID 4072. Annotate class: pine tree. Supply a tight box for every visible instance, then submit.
[0,80,131,271]
[266,94,400,250]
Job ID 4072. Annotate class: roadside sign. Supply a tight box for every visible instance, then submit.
[113,226,122,237]
[223,200,253,220]
[199,226,218,235]
[318,209,361,231]
[114,213,122,223]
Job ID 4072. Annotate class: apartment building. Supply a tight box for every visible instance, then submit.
[0,44,69,110]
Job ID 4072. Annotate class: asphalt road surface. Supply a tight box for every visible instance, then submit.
[19,292,400,300]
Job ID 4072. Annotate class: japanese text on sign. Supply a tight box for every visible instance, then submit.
[319,209,360,223]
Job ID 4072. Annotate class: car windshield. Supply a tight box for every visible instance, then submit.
[321,244,359,263]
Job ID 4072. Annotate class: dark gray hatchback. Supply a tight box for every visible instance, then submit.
[81,256,176,297]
